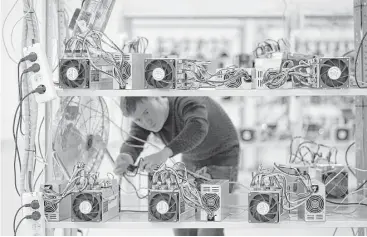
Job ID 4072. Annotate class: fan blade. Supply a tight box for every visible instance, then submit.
[329,60,337,68]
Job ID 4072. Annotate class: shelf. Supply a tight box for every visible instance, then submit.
[56,89,367,97]
[46,194,367,229]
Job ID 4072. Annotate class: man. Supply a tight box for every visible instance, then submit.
[114,97,240,236]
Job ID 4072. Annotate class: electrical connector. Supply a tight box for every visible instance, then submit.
[25,211,41,221]
[20,52,38,63]
[34,85,46,94]
[23,63,40,73]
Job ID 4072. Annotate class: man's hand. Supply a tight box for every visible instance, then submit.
[141,147,173,172]
[113,153,134,176]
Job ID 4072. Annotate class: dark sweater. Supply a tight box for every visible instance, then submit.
[120,97,239,166]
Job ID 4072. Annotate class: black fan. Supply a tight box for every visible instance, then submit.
[72,193,101,221]
[306,195,324,213]
[149,192,178,221]
[249,193,279,223]
[336,128,350,141]
[323,172,348,199]
[319,58,349,88]
[145,60,174,88]
[224,71,242,88]
[60,59,90,88]
[202,193,220,212]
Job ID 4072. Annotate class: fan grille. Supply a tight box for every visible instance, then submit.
[306,195,324,213]
[59,59,90,88]
[319,58,349,88]
[249,193,279,223]
[323,172,348,199]
[149,192,178,221]
[44,201,58,213]
[72,193,101,222]
[224,71,242,88]
[145,59,175,89]
[202,193,220,212]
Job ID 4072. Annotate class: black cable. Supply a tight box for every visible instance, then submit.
[38,117,45,161]
[13,205,26,235]
[13,91,36,196]
[354,31,367,88]
[326,199,367,207]
[17,63,24,135]
[356,180,367,191]
[14,216,27,236]
[345,142,357,177]
[122,173,148,199]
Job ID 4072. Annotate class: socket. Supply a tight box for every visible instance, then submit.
[23,43,57,103]
[20,192,45,236]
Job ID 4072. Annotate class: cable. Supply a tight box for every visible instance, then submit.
[356,180,367,191]
[333,228,338,236]
[327,199,367,207]
[345,142,356,177]
[14,216,27,236]
[2,0,21,63]
[354,31,367,88]
[13,205,26,235]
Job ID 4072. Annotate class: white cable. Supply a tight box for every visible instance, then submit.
[333,188,367,211]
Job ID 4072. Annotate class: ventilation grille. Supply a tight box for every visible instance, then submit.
[306,195,324,214]
[103,200,108,213]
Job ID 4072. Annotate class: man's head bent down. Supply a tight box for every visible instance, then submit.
[120,97,169,132]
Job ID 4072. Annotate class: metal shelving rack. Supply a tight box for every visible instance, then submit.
[40,0,367,235]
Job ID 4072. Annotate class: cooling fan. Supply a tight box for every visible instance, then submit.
[318,57,350,89]
[248,192,280,223]
[322,171,348,199]
[148,191,180,222]
[71,193,101,222]
[144,59,176,89]
[59,58,91,89]
[306,195,325,214]
[52,96,109,178]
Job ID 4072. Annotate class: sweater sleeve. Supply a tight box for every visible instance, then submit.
[166,98,209,156]
[120,122,151,162]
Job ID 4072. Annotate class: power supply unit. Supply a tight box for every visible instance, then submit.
[248,189,281,223]
[70,180,119,222]
[214,68,254,89]
[314,57,350,89]
[112,53,152,89]
[315,164,348,200]
[40,180,71,222]
[199,179,229,222]
[298,179,326,222]
[144,58,176,89]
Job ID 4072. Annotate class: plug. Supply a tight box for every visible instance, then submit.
[23,63,40,73]
[34,85,46,94]
[25,211,41,221]
[127,164,137,173]
[20,52,38,63]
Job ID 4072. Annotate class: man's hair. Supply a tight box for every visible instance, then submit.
[120,97,162,117]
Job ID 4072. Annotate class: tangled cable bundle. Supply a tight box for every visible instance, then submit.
[251,163,314,211]
[151,162,215,217]
[289,136,338,165]
[180,62,251,89]
[262,60,317,89]
[253,38,290,58]
[41,162,99,206]
[122,36,149,53]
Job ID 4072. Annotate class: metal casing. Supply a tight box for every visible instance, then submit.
[298,179,326,222]
[199,179,229,222]
[40,180,71,222]
[248,189,281,223]
[71,181,119,222]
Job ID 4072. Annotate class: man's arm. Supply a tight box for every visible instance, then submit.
[120,122,151,162]
[166,97,209,156]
